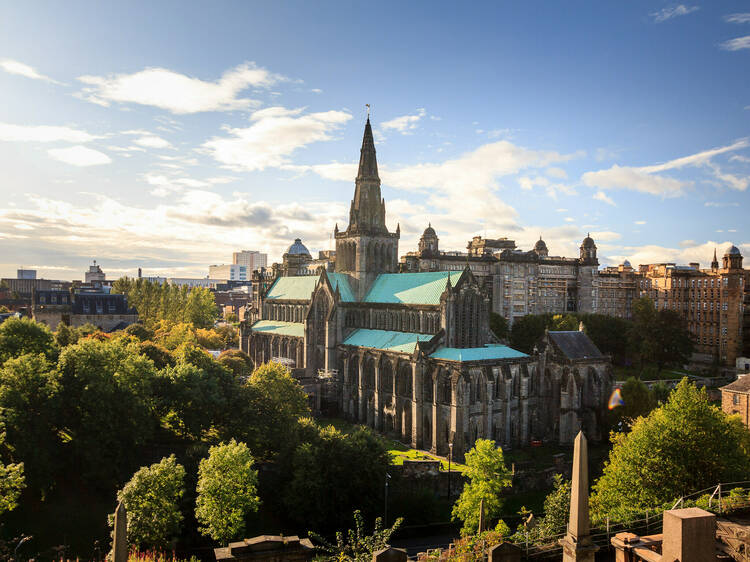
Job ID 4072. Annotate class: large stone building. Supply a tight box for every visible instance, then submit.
[32,287,138,331]
[637,247,748,366]
[402,227,599,324]
[241,118,611,457]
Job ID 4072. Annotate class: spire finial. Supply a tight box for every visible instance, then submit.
[366,103,370,119]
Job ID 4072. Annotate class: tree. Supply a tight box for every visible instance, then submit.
[195,440,260,545]
[54,323,77,347]
[113,455,186,550]
[452,439,513,535]
[0,317,57,365]
[551,314,578,331]
[0,354,60,490]
[218,349,254,377]
[283,423,390,533]
[533,474,570,539]
[577,313,633,365]
[124,323,155,342]
[0,423,25,516]
[309,510,403,562]
[629,298,693,374]
[489,313,509,341]
[509,315,550,354]
[616,377,656,424]
[56,339,158,487]
[591,378,750,518]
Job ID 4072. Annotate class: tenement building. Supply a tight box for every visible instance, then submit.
[638,247,748,365]
[241,118,612,457]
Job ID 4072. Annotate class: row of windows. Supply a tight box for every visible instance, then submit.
[642,277,730,289]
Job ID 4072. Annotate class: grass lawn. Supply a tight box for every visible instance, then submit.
[317,417,467,473]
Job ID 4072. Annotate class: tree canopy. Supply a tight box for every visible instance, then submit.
[195,440,260,545]
[452,439,512,535]
[591,378,750,518]
[114,455,186,549]
[0,316,57,365]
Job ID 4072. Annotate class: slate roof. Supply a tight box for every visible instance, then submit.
[250,320,305,338]
[429,345,528,362]
[342,329,433,353]
[364,271,463,305]
[547,331,603,359]
[721,376,750,394]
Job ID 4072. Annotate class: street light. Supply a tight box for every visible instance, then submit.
[448,442,453,500]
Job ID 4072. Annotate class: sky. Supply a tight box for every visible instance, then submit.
[0,1,749,280]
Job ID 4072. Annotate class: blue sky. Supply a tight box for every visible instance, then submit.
[1,1,749,280]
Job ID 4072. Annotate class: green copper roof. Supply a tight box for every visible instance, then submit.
[265,276,319,301]
[429,345,528,362]
[250,320,304,338]
[364,271,464,305]
[343,329,433,353]
[328,273,355,302]
[265,273,354,302]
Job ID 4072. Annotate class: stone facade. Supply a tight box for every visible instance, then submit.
[241,119,612,458]
[401,229,599,324]
[720,374,750,429]
[32,288,138,331]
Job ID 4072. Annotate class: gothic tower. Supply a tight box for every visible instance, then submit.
[335,116,400,300]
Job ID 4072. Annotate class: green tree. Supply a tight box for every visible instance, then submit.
[54,323,77,347]
[124,323,155,342]
[218,349,254,377]
[309,510,403,562]
[509,314,550,354]
[283,424,389,533]
[616,377,656,424]
[0,424,24,516]
[113,455,186,550]
[591,378,750,518]
[629,298,692,374]
[489,313,509,341]
[0,317,57,365]
[452,439,513,535]
[551,314,578,331]
[195,440,260,545]
[576,314,632,365]
[0,354,60,490]
[56,339,158,486]
[534,474,570,539]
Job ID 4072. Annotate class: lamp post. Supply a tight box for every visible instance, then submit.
[448,442,453,500]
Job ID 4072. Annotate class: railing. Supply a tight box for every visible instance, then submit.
[414,481,750,560]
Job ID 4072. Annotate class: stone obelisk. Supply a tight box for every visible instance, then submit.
[560,431,598,562]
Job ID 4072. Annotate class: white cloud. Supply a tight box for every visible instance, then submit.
[518,176,549,191]
[720,36,750,51]
[634,220,647,225]
[593,191,616,205]
[704,201,739,207]
[581,138,749,197]
[725,13,750,24]
[76,62,285,114]
[651,5,699,23]
[706,163,749,191]
[47,146,112,166]
[133,135,173,149]
[617,240,748,268]
[380,108,426,134]
[546,167,568,179]
[0,123,99,143]
[204,106,352,171]
[0,59,61,84]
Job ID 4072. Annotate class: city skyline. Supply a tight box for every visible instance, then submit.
[1,1,749,280]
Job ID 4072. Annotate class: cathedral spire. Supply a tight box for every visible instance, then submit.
[711,247,719,270]
[357,116,379,181]
[348,114,386,233]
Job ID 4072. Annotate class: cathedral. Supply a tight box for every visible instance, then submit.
[240,118,612,458]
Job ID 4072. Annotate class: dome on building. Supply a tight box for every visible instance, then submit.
[582,233,596,248]
[726,244,742,256]
[423,223,437,238]
[286,238,310,256]
[622,259,632,267]
[534,237,548,253]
